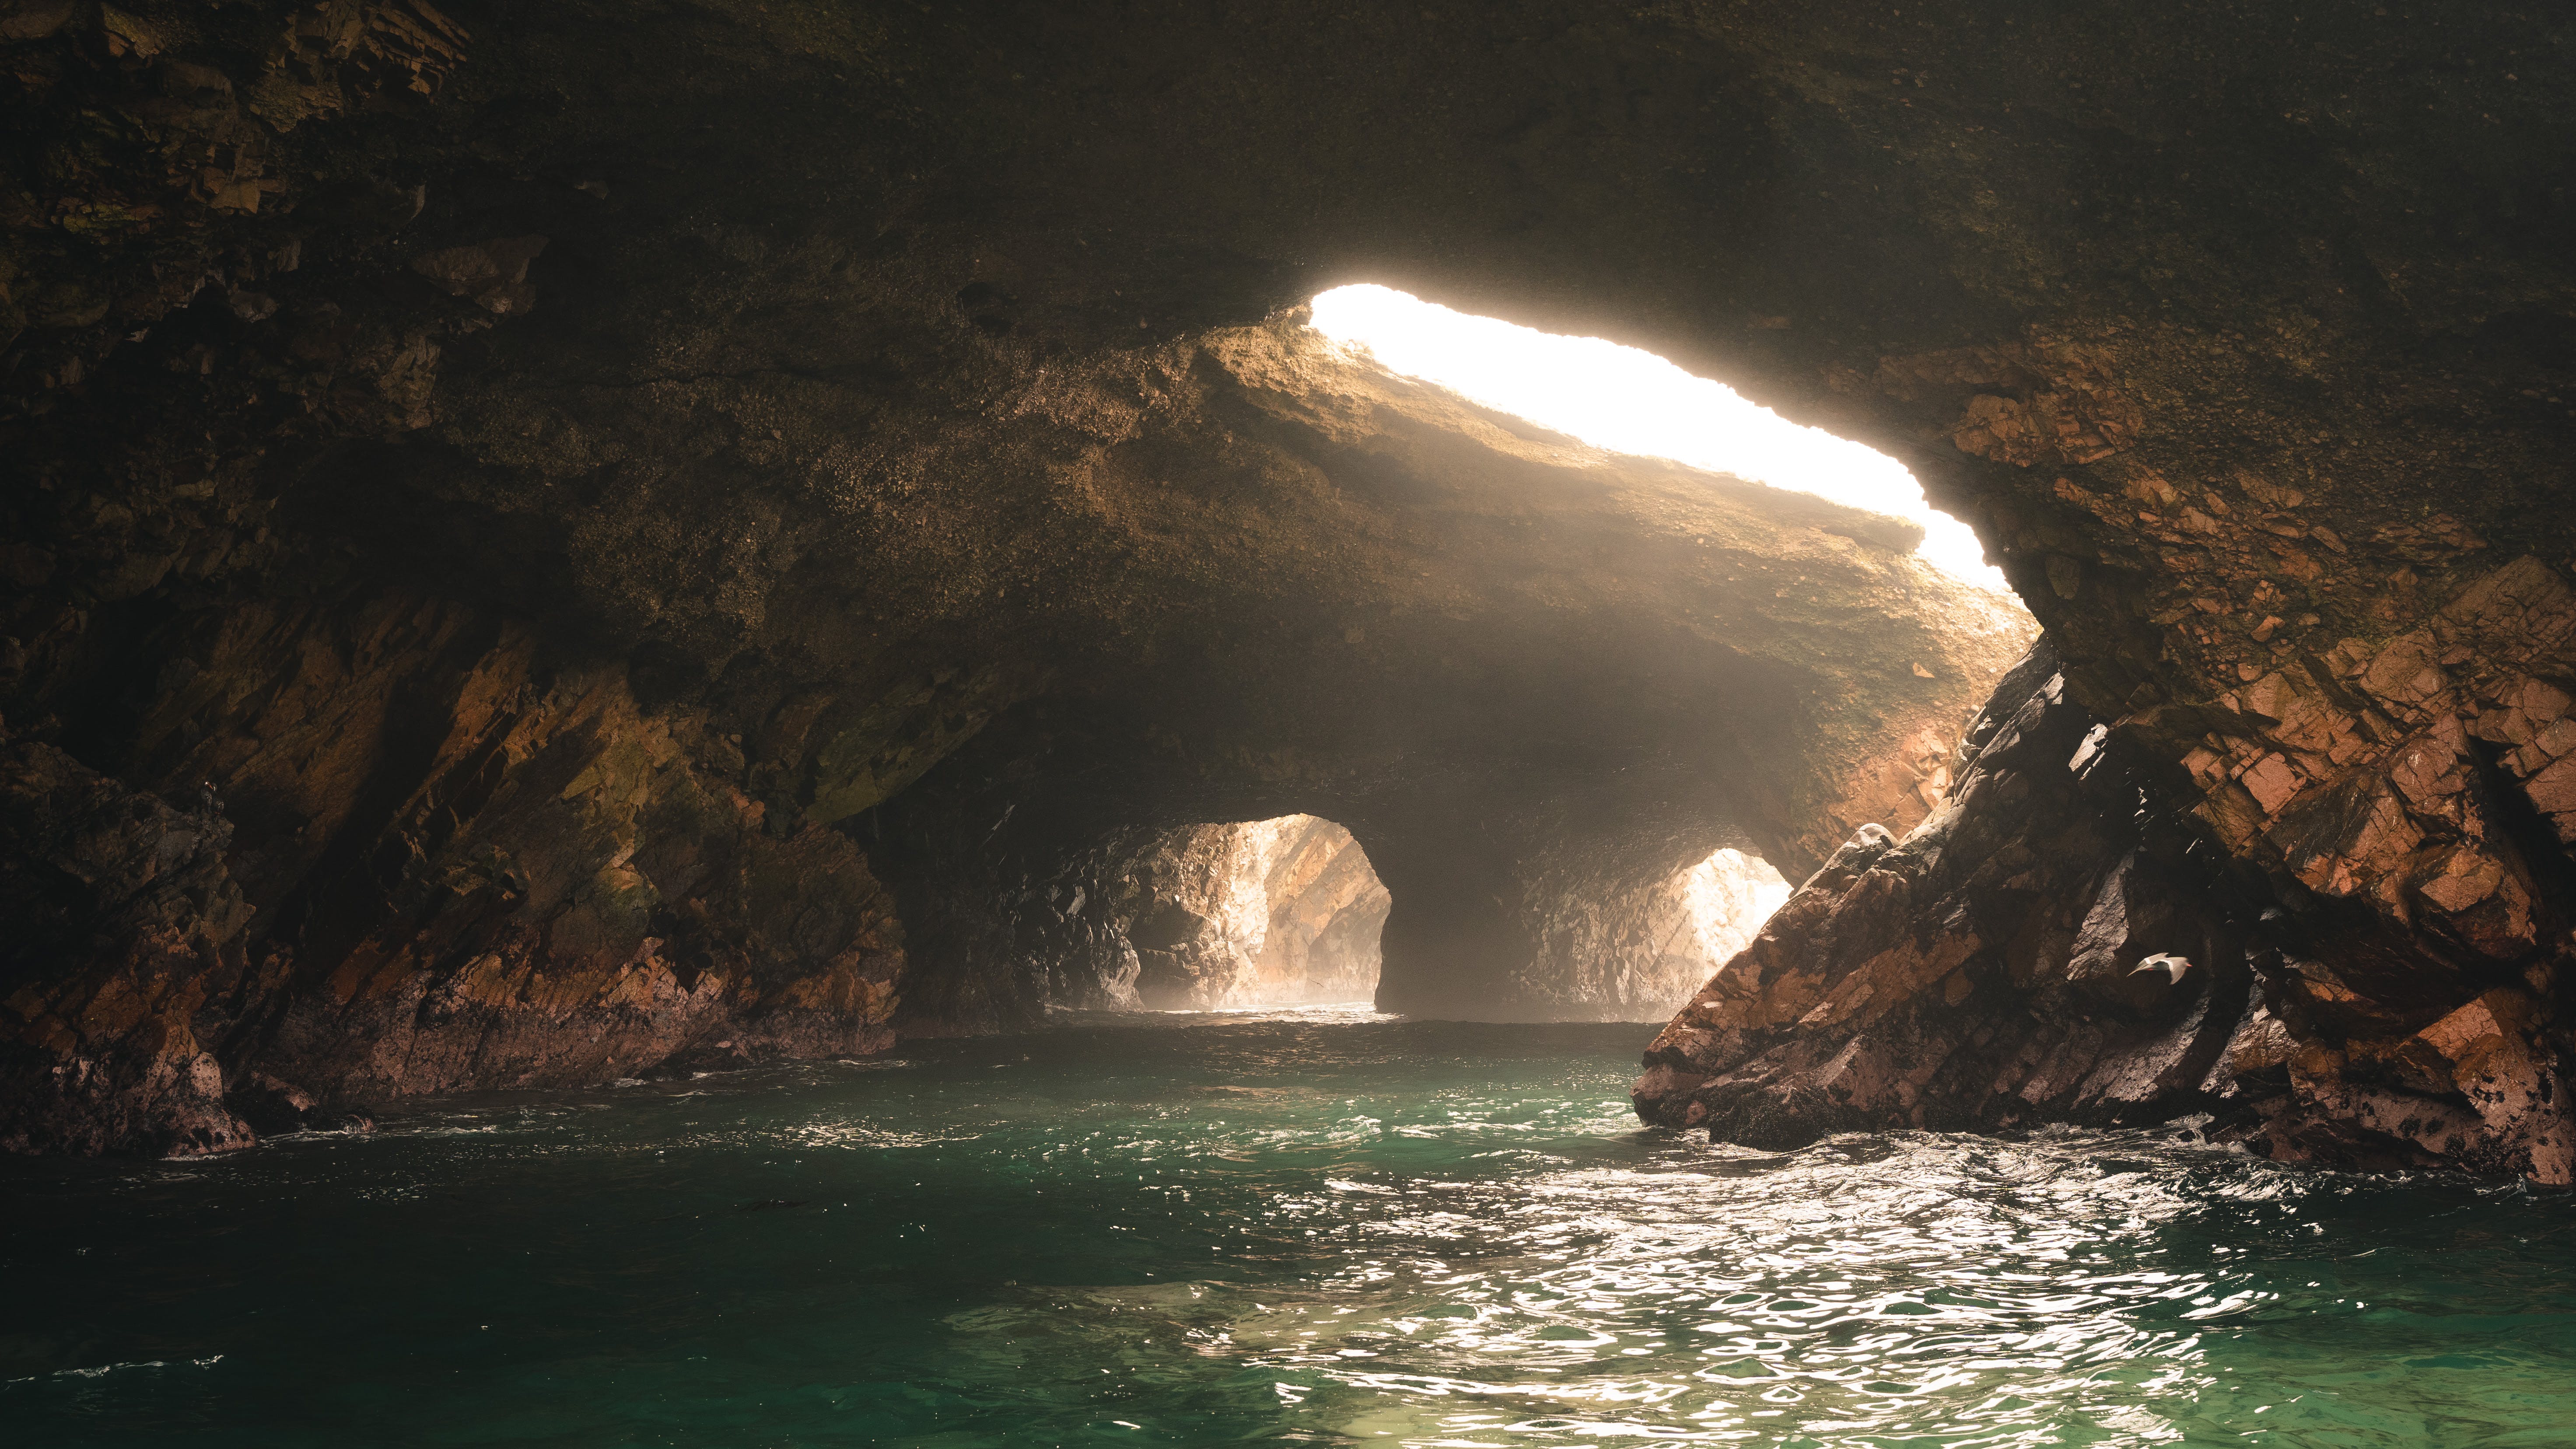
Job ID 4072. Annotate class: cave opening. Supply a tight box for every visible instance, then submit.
[1118,815,1390,1011]
[1105,816,1796,1020]
[869,281,2043,1032]
[1673,846,1793,976]
[1307,284,2014,594]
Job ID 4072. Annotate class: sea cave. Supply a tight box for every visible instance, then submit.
[4,2,2574,1442]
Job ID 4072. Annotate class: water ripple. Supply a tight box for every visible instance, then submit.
[4,1012,2570,1447]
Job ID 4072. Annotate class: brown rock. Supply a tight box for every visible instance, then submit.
[411,237,548,315]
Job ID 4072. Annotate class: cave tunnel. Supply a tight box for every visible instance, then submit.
[994,804,1796,1020]
[1095,814,1391,1012]
[861,287,2025,1033]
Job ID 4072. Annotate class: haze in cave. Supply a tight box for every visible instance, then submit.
[3,2,2573,1442]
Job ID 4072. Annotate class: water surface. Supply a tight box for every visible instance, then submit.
[6,1008,2572,1446]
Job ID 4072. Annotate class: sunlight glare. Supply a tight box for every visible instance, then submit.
[1307,285,2010,592]
[1679,847,1792,960]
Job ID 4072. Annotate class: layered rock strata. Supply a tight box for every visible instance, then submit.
[1637,623,2576,1183]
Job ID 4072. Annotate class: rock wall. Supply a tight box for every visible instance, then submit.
[1,591,904,1153]
[1,738,256,1155]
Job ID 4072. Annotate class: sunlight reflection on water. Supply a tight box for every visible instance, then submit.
[6,1010,2572,1447]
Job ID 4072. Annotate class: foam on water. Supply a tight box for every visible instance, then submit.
[4,1009,2571,1446]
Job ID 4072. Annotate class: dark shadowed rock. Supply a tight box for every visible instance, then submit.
[0,738,259,1156]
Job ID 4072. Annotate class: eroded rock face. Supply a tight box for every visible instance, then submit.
[0,595,906,1149]
[1,740,256,1155]
[1636,634,2576,1183]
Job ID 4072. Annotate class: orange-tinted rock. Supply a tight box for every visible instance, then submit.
[0,742,258,1155]
[1637,637,2576,1184]
[1118,815,1389,1010]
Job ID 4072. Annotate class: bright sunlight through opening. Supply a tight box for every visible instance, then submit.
[1308,285,2012,592]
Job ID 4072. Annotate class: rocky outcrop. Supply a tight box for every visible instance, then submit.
[1,737,257,1155]
[2,591,907,1151]
[1615,0,2576,1180]
[1636,632,2576,1183]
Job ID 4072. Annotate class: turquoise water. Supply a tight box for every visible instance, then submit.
[5,1008,2572,1447]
